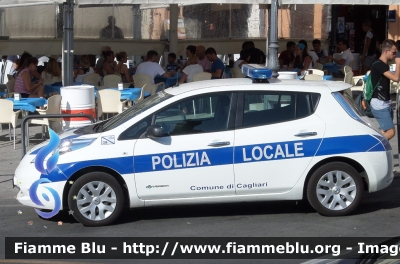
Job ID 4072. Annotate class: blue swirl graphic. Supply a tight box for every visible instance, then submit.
[34,129,60,175]
[30,128,62,219]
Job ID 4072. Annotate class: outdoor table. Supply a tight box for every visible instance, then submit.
[102,88,150,102]
[154,73,183,88]
[6,97,47,112]
[44,82,95,95]
[322,63,339,74]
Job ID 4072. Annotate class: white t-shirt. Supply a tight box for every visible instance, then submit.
[183,64,203,83]
[366,30,373,39]
[234,60,243,69]
[308,50,319,64]
[340,49,354,70]
[75,67,94,83]
[135,61,165,84]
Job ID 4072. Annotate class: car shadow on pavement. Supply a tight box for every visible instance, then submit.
[39,176,400,226]
[116,201,317,225]
[114,176,400,225]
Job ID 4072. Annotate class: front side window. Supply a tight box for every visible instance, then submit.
[242,92,317,127]
[154,93,232,136]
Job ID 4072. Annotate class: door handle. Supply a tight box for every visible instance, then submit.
[294,132,317,137]
[208,141,230,147]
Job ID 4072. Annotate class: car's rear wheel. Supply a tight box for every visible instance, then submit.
[68,172,124,227]
[307,162,363,216]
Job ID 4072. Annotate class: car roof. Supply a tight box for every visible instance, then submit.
[165,78,352,96]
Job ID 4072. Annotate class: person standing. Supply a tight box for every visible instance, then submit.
[360,19,376,74]
[100,16,124,39]
[370,39,400,140]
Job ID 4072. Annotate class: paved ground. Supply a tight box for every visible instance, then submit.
[0,117,400,264]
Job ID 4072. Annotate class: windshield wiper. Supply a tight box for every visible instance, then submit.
[93,122,104,132]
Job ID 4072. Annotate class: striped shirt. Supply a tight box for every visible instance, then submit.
[14,68,30,94]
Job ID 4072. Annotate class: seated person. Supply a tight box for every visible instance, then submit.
[135,50,175,84]
[196,45,212,72]
[311,39,328,63]
[179,55,203,83]
[14,57,44,98]
[115,51,133,83]
[102,50,117,75]
[205,47,224,79]
[289,43,312,75]
[326,39,354,78]
[278,41,296,69]
[41,58,62,84]
[299,39,319,65]
[74,55,94,83]
[166,52,178,71]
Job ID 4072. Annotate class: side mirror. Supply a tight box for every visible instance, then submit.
[146,125,163,138]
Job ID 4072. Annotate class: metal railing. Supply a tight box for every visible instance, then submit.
[21,114,95,158]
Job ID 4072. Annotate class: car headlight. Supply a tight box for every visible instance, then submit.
[58,138,96,155]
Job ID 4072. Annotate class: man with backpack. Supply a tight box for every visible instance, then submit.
[370,39,400,140]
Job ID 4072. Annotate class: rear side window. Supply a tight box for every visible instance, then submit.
[242,92,319,128]
[154,92,232,136]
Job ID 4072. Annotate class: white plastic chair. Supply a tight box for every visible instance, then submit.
[103,74,122,88]
[344,66,353,75]
[6,78,15,98]
[51,76,61,84]
[344,71,354,85]
[132,73,153,88]
[313,62,323,70]
[304,74,323,81]
[309,69,324,76]
[82,73,100,87]
[0,99,21,149]
[193,72,212,82]
[230,68,243,78]
[98,90,129,119]
[30,95,62,139]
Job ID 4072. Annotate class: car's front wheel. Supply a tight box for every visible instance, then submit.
[68,172,124,226]
[307,162,363,216]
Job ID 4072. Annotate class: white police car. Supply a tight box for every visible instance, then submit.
[13,66,394,226]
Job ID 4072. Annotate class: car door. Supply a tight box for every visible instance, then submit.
[133,92,236,200]
[234,91,325,195]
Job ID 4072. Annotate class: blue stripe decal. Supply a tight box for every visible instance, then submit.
[316,135,384,156]
[134,147,233,173]
[374,135,392,151]
[41,134,384,182]
[41,156,133,182]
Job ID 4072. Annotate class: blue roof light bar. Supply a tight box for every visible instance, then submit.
[242,64,273,83]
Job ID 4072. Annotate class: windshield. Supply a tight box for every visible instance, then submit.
[102,91,173,131]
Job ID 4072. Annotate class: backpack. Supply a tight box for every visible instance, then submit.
[357,61,382,117]
[363,61,382,101]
